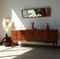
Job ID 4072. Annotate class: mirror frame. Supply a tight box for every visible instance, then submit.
[21,7,51,18]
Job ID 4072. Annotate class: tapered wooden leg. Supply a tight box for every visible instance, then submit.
[56,41,58,48]
[53,43,55,51]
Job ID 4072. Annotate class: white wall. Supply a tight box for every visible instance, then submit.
[0,0,3,42]
[0,0,60,45]
[0,1,1,17]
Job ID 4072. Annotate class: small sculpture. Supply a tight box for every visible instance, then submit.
[47,23,49,30]
[31,22,34,29]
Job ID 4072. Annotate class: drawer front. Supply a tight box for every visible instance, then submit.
[11,31,21,40]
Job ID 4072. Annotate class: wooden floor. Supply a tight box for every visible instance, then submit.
[0,45,60,59]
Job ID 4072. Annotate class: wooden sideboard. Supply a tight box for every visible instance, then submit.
[11,29,58,48]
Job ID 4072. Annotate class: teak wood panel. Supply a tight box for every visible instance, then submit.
[11,30,21,40]
[20,30,37,41]
[47,30,58,43]
[11,29,58,46]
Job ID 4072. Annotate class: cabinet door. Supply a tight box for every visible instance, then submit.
[27,30,33,41]
[30,30,37,41]
[36,30,43,41]
[48,30,58,43]
[35,30,48,42]
[21,30,37,41]
[41,30,47,42]
[21,31,28,41]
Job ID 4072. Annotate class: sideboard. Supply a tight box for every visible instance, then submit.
[11,29,58,49]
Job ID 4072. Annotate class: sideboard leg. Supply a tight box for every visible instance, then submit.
[56,41,58,48]
[53,43,55,51]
